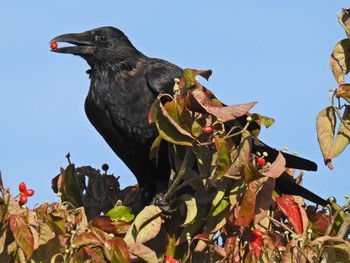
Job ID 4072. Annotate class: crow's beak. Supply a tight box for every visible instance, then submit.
[49,31,96,55]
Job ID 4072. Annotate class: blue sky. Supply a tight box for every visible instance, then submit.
[1,1,349,207]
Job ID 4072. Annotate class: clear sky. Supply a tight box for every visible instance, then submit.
[1,1,349,207]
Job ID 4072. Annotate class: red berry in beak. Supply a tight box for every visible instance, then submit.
[50,42,58,49]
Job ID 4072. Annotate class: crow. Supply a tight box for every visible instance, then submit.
[50,26,328,206]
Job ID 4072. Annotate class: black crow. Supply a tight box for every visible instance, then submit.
[50,27,328,206]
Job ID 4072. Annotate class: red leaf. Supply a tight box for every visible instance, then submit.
[236,182,256,227]
[9,214,35,260]
[106,238,130,263]
[275,195,304,234]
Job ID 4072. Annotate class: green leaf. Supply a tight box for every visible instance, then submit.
[150,134,162,163]
[250,113,275,128]
[107,205,134,223]
[212,198,229,217]
[179,194,197,227]
[214,136,231,179]
[243,162,262,182]
[149,99,194,146]
[183,68,198,88]
[229,179,246,206]
[62,164,84,207]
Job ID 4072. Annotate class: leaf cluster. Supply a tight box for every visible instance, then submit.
[317,8,350,169]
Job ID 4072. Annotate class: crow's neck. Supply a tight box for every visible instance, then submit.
[86,49,145,74]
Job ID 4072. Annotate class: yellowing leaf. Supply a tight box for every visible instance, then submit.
[214,136,231,179]
[179,194,197,227]
[134,205,162,243]
[149,99,193,146]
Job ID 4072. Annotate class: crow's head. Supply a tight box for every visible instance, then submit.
[50,27,140,67]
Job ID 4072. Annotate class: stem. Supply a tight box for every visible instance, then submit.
[224,121,250,140]
[330,91,350,133]
[267,216,297,236]
[164,147,192,202]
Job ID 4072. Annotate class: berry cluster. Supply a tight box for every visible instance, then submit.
[18,182,35,205]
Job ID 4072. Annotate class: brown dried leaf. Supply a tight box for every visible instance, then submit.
[339,8,350,38]
[328,105,350,160]
[261,152,286,178]
[203,102,257,123]
[254,177,275,224]
[316,106,336,169]
[129,242,158,262]
[226,130,252,178]
[330,39,350,85]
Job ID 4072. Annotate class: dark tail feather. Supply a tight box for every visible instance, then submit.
[251,137,317,171]
[276,172,329,206]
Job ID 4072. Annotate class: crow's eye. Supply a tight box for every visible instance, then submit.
[95,35,107,42]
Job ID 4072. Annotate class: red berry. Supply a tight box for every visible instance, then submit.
[50,42,58,49]
[19,194,28,205]
[254,246,262,258]
[19,182,27,193]
[165,255,179,263]
[25,189,35,197]
[256,157,266,166]
[253,229,263,238]
[102,163,109,172]
[202,126,213,134]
